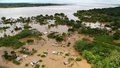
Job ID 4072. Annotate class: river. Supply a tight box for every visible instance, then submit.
[0,3,118,20]
[0,3,119,37]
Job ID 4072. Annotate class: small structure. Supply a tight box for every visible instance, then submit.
[63,61,69,65]
[106,27,111,31]
[22,55,28,58]
[30,62,34,66]
[16,57,22,61]
[52,51,58,55]
[43,32,48,35]
[30,60,39,66]
[52,42,58,47]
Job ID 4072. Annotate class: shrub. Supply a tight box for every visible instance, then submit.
[67,42,71,47]
[113,30,120,40]
[25,63,29,67]
[47,32,64,42]
[75,57,82,61]
[41,54,46,58]
[13,60,20,65]
[34,64,40,68]
[39,60,43,62]
[68,58,74,62]
[27,40,34,43]
[42,65,45,68]
[65,53,70,56]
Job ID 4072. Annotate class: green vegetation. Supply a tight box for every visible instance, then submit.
[14,27,22,31]
[23,25,32,29]
[13,60,21,65]
[0,6,120,68]
[34,14,54,25]
[94,35,120,46]
[40,52,48,58]
[2,51,21,65]
[79,27,108,36]
[47,32,64,42]
[0,36,25,49]
[67,42,71,47]
[47,32,58,38]
[74,35,120,68]
[74,7,120,23]
[42,65,45,68]
[0,29,42,48]
[73,7,120,68]
[19,47,37,55]
[2,51,17,61]
[113,30,120,40]
[54,13,75,26]
[41,54,46,58]
[75,57,82,61]
[109,20,120,30]
[74,7,120,36]
[27,39,34,44]
[34,64,40,68]
[25,63,29,67]
[65,53,70,56]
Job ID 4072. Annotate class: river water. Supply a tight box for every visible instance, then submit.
[0,3,118,20]
[0,3,119,37]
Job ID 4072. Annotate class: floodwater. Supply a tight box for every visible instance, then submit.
[0,4,118,37]
[0,4,118,19]
[0,3,119,68]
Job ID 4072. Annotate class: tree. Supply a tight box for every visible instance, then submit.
[34,64,40,68]
[1,17,6,21]
[82,50,97,63]
[113,30,120,40]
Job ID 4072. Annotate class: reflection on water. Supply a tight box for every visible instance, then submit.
[0,20,69,38]
[29,20,68,33]
[0,22,24,37]
[30,23,68,33]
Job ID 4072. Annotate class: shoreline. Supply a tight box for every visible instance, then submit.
[0,4,118,19]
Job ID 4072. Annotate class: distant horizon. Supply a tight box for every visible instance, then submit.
[0,2,119,5]
[0,0,120,4]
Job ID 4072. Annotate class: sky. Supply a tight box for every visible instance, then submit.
[0,0,120,4]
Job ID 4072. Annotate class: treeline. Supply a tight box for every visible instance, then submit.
[74,7,120,40]
[74,7,120,68]
[74,7,120,22]
[0,3,67,8]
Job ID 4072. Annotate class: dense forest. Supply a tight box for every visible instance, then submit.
[74,7,120,68]
[74,7,120,22]
[0,3,67,8]
[74,7,120,39]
